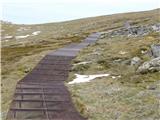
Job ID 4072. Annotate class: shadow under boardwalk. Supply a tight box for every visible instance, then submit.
[6,33,101,120]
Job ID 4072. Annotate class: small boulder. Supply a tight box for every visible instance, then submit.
[24,68,31,73]
[137,57,160,74]
[151,44,160,58]
[124,21,131,29]
[131,57,142,66]
[151,23,160,32]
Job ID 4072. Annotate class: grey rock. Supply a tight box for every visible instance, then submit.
[101,23,160,38]
[151,23,160,32]
[100,35,105,39]
[124,21,131,29]
[151,44,160,58]
[137,57,160,73]
[24,68,31,73]
[131,57,142,66]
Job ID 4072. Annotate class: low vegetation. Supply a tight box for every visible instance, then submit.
[67,32,160,120]
[1,9,160,119]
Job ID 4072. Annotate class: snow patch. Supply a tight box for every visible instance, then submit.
[32,31,41,36]
[4,36,13,39]
[15,31,41,39]
[68,74,110,84]
[73,61,91,66]
[15,35,30,39]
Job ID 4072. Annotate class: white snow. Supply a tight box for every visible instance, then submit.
[15,35,30,39]
[4,36,13,39]
[32,31,41,36]
[15,31,41,39]
[73,61,91,66]
[68,74,110,84]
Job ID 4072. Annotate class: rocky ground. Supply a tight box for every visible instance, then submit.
[67,22,160,120]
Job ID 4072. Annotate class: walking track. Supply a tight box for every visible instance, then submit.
[7,32,101,120]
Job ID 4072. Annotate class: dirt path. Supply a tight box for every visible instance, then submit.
[7,33,101,120]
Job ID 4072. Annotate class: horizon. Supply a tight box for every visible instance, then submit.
[1,0,160,24]
[2,8,160,25]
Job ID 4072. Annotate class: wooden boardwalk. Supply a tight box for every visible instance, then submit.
[7,33,101,120]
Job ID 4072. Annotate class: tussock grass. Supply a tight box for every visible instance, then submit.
[68,31,160,120]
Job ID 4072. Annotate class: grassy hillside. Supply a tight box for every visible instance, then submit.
[68,32,160,120]
[1,8,160,119]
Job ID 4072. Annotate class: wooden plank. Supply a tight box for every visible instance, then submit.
[17,86,66,89]
[10,108,65,112]
[13,99,68,103]
[15,92,68,96]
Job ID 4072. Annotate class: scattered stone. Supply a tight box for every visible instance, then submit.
[119,51,127,55]
[111,76,116,79]
[151,44,160,58]
[113,59,122,63]
[151,23,160,32]
[141,50,147,54]
[137,57,160,73]
[100,31,113,38]
[24,68,31,73]
[124,21,131,29]
[15,35,30,39]
[100,35,105,39]
[101,23,160,38]
[131,57,142,66]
